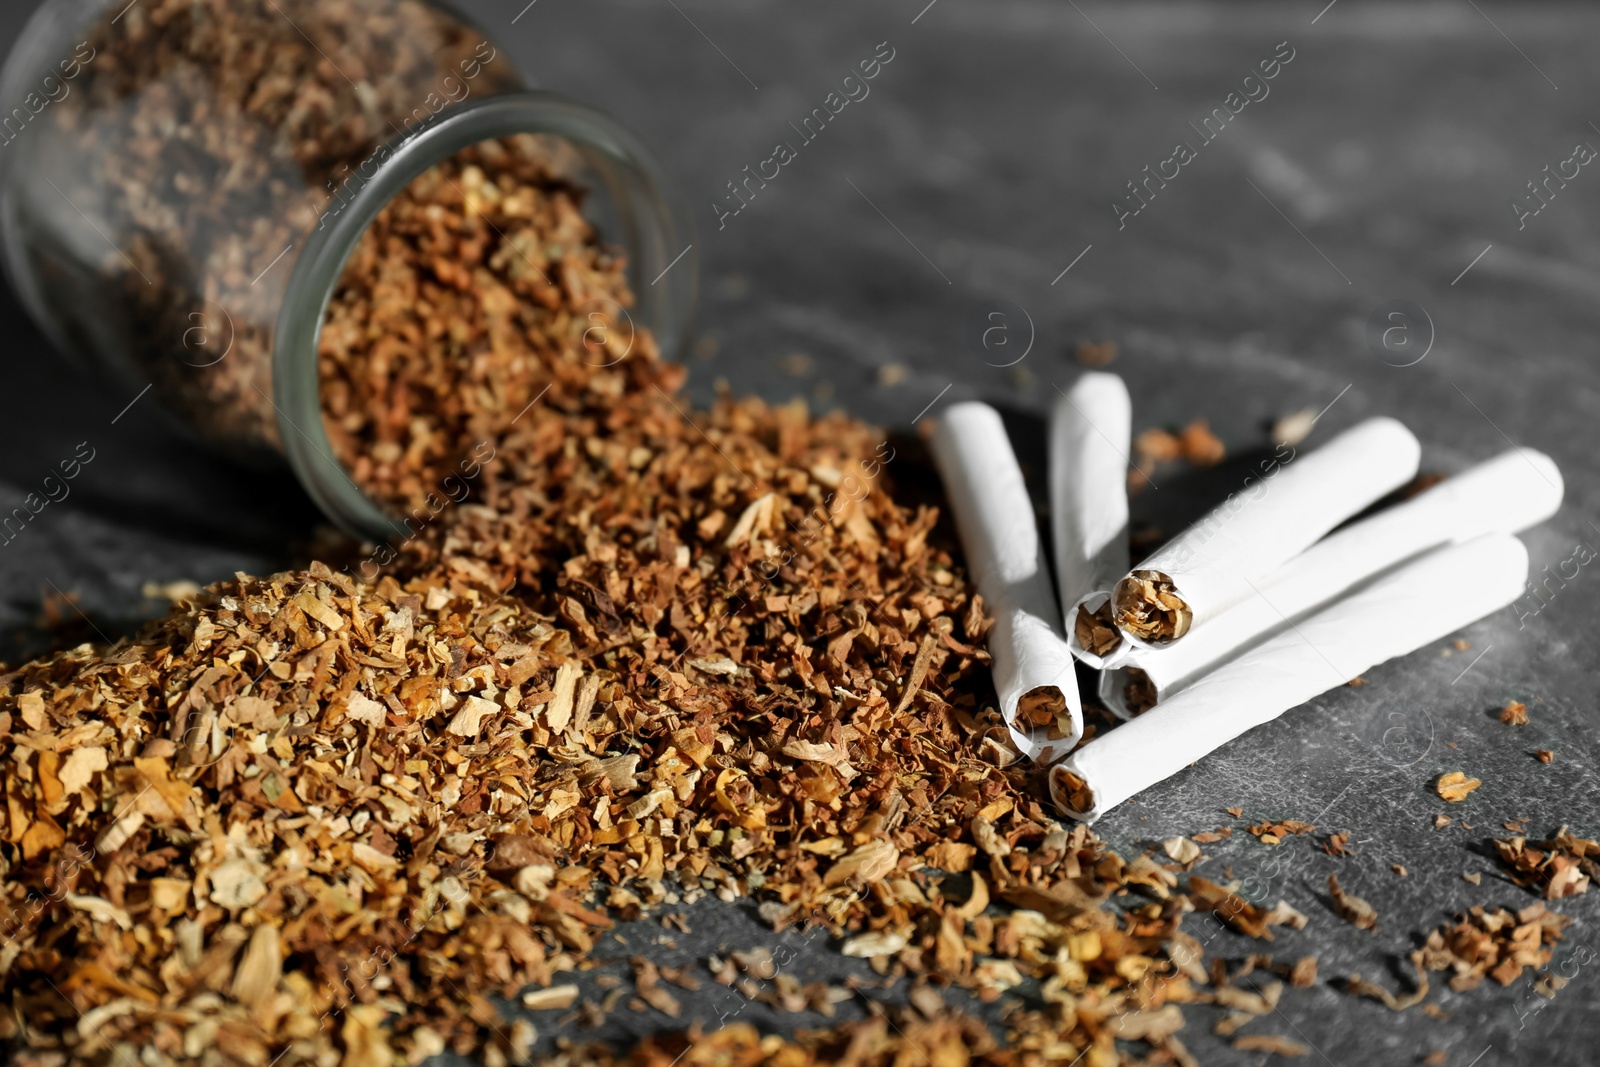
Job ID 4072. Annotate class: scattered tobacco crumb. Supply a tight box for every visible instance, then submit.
[1436,771,1483,803]
[1231,1032,1309,1056]
[1347,675,1368,687]
[1353,905,1569,1008]
[1248,819,1315,846]
[1163,836,1202,867]
[1188,876,1305,940]
[1271,408,1317,448]
[1132,420,1225,472]
[1536,749,1555,764]
[1328,874,1378,931]
[1075,340,1117,366]
[1288,956,1318,989]
[1422,1052,1448,1066]
[1322,831,1353,857]
[521,985,580,1011]
[1423,903,1569,991]
[1463,872,1482,886]
[1347,950,1429,1010]
[1495,829,1596,899]
[1500,700,1529,726]
[1393,865,1409,877]
[1179,420,1226,467]
[1434,814,1453,830]
[1135,427,1184,465]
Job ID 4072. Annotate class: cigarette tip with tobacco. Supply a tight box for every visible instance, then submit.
[1109,416,1422,649]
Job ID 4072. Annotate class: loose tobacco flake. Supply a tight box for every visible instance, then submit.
[1328,874,1378,931]
[1436,771,1483,803]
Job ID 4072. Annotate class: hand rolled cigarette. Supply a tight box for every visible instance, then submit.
[928,402,1082,762]
[1054,532,1529,821]
[1102,447,1563,717]
[1051,372,1134,669]
[1110,416,1421,648]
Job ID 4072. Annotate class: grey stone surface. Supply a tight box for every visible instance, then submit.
[2,0,1599,1062]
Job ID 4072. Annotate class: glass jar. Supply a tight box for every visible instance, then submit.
[0,0,695,539]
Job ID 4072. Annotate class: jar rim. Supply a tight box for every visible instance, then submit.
[272,89,697,543]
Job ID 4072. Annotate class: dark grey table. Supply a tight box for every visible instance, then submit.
[3,1,1597,1063]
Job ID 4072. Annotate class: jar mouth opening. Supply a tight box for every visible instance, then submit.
[273,90,696,542]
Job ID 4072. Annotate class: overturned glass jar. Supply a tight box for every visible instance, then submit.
[0,0,694,539]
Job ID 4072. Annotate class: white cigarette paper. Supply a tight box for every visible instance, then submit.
[1051,372,1134,669]
[928,402,1082,762]
[1054,533,1529,821]
[1102,448,1563,717]
[1111,416,1422,648]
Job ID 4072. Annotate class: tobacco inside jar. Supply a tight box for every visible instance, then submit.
[0,0,694,538]
[315,136,663,520]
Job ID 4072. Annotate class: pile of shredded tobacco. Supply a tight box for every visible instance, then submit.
[2,140,1577,1066]
[0,343,1259,1066]
[1,177,1308,1059]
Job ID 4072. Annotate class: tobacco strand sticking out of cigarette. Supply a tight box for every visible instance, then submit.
[1102,446,1563,718]
[927,401,1083,761]
[1016,687,1069,728]
[1073,599,1123,658]
[1113,572,1192,643]
[1110,416,1422,648]
[1055,532,1530,821]
[1051,372,1134,669]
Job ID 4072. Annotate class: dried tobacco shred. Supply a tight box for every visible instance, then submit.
[1436,771,1483,803]
[1327,874,1378,931]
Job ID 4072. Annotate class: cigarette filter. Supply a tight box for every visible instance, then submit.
[1103,447,1563,716]
[1110,416,1421,648]
[1054,532,1528,821]
[1051,372,1135,669]
[928,402,1082,761]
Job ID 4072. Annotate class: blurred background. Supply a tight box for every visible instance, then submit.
[1,1,1596,1062]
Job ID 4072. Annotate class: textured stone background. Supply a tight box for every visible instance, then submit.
[2,1,1598,1062]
